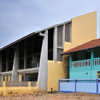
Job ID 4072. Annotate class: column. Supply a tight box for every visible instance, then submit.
[11,48,19,82]
[38,30,48,90]
[91,50,94,70]
[91,50,94,79]
[53,26,57,62]
[69,54,72,78]
[63,24,65,46]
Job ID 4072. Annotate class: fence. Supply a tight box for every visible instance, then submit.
[59,79,100,94]
[6,81,28,87]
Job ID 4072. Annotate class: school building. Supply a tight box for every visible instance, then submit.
[0,11,98,95]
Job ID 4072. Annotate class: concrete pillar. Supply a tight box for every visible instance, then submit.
[0,54,2,72]
[11,48,19,82]
[53,26,57,62]
[63,24,65,46]
[38,30,48,90]
[91,50,94,70]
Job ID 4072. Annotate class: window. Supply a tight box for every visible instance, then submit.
[57,25,63,47]
[65,22,72,42]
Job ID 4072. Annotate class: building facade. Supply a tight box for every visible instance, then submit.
[63,39,100,79]
[0,11,97,91]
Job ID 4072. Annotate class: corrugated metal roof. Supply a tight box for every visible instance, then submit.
[63,38,100,55]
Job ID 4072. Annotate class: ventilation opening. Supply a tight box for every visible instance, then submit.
[65,22,72,42]
[48,28,54,60]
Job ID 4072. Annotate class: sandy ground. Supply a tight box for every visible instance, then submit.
[0,92,100,100]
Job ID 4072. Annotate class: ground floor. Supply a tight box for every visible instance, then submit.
[0,68,39,82]
[0,60,67,94]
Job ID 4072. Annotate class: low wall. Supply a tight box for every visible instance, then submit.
[59,79,100,94]
[0,81,38,96]
[0,82,2,87]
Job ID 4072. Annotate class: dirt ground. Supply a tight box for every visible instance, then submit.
[0,92,100,100]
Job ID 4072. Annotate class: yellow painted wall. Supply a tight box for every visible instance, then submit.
[2,75,11,82]
[19,74,22,82]
[64,11,97,51]
[0,81,39,96]
[47,60,67,91]
[8,75,11,82]
[47,11,97,91]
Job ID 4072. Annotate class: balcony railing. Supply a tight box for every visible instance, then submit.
[72,58,100,68]
[94,58,100,66]
[72,59,91,67]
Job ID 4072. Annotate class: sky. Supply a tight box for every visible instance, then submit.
[0,0,100,48]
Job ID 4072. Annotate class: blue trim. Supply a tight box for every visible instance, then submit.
[60,91,74,93]
[59,80,60,92]
[75,80,77,92]
[59,79,100,94]
[96,79,99,94]
[60,91,98,94]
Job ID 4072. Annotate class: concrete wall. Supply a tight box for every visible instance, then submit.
[64,11,97,52]
[70,64,100,79]
[47,60,67,91]
[38,30,48,90]
[47,11,97,91]
[0,81,39,96]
